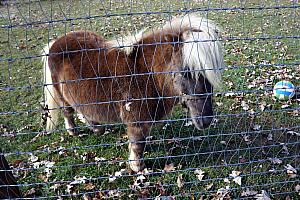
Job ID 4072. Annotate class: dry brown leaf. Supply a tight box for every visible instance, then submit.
[233,176,242,186]
[229,170,242,186]
[84,182,95,190]
[255,190,271,200]
[205,183,213,190]
[241,188,258,197]
[177,174,184,188]
[194,169,205,181]
[125,102,132,111]
[267,133,273,141]
[24,188,36,197]
[115,168,128,177]
[215,187,230,199]
[253,124,261,131]
[223,178,230,184]
[282,145,289,155]
[287,131,300,137]
[83,194,92,200]
[241,101,249,110]
[108,176,116,183]
[29,154,38,162]
[164,163,175,172]
[268,157,283,165]
[184,121,193,126]
[295,185,300,195]
[243,135,251,144]
[284,164,297,176]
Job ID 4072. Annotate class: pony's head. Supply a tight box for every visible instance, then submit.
[174,71,214,129]
[110,14,224,130]
[170,15,224,129]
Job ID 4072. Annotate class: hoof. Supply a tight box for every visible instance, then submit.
[128,152,145,172]
[67,129,79,136]
[92,127,105,135]
[128,160,145,172]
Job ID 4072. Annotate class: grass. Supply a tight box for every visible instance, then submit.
[0,0,300,199]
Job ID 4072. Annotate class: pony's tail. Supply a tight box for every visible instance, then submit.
[41,41,59,132]
[164,14,225,89]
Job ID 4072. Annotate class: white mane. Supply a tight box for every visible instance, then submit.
[163,14,224,89]
[109,14,224,89]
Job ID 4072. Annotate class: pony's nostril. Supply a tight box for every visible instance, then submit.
[192,116,213,130]
[202,116,213,127]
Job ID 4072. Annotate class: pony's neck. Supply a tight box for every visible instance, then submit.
[133,31,183,97]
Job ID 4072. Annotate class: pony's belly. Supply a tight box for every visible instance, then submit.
[75,103,122,124]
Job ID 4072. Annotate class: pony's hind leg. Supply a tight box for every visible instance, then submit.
[89,121,105,135]
[127,124,150,172]
[63,107,79,136]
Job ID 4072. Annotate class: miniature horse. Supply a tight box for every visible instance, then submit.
[42,14,224,172]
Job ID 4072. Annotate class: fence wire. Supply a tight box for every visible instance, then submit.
[0,0,300,199]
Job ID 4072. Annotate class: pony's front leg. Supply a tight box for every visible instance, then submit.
[63,107,79,136]
[127,124,149,172]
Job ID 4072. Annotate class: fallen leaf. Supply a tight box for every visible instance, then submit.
[29,154,38,162]
[115,168,128,177]
[70,176,87,185]
[184,121,193,126]
[194,169,205,181]
[84,182,95,190]
[295,185,300,195]
[229,170,242,186]
[268,157,283,165]
[286,131,300,137]
[216,102,223,107]
[108,190,121,198]
[142,168,153,175]
[281,104,290,109]
[162,123,170,130]
[243,135,252,144]
[223,178,230,184]
[95,157,106,162]
[284,164,297,176]
[233,176,242,186]
[139,189,150,198]
[24,188,36,197]
[177,174,184,188]
[253,124,261,131]
[132,174,147,189]
[282,145,289,155]
[241,188,258,197]
[66,184,74,194]
[220,141,227,145]
[216,187,230,199]
[50,184,61,191]
[83,194,91,200]
[205,183,213,190]
[125,102,132,111]
[259,101,267,111]
[241,101,249,110]
[108,176,116,183]
[255,190,271,200]
[155,195,175,200]
[164,163,175,172]
[267,133,273,141]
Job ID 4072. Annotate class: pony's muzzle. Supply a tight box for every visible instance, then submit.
[183,96,214,129]
[192,115,213,130]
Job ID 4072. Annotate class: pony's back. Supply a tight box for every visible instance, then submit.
[45,31,136,127]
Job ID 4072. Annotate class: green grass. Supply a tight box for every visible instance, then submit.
[0,0,300,199]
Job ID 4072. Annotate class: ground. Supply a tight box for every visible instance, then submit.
[0,0,299,199]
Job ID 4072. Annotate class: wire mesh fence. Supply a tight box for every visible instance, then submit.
[0,0,300,199]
